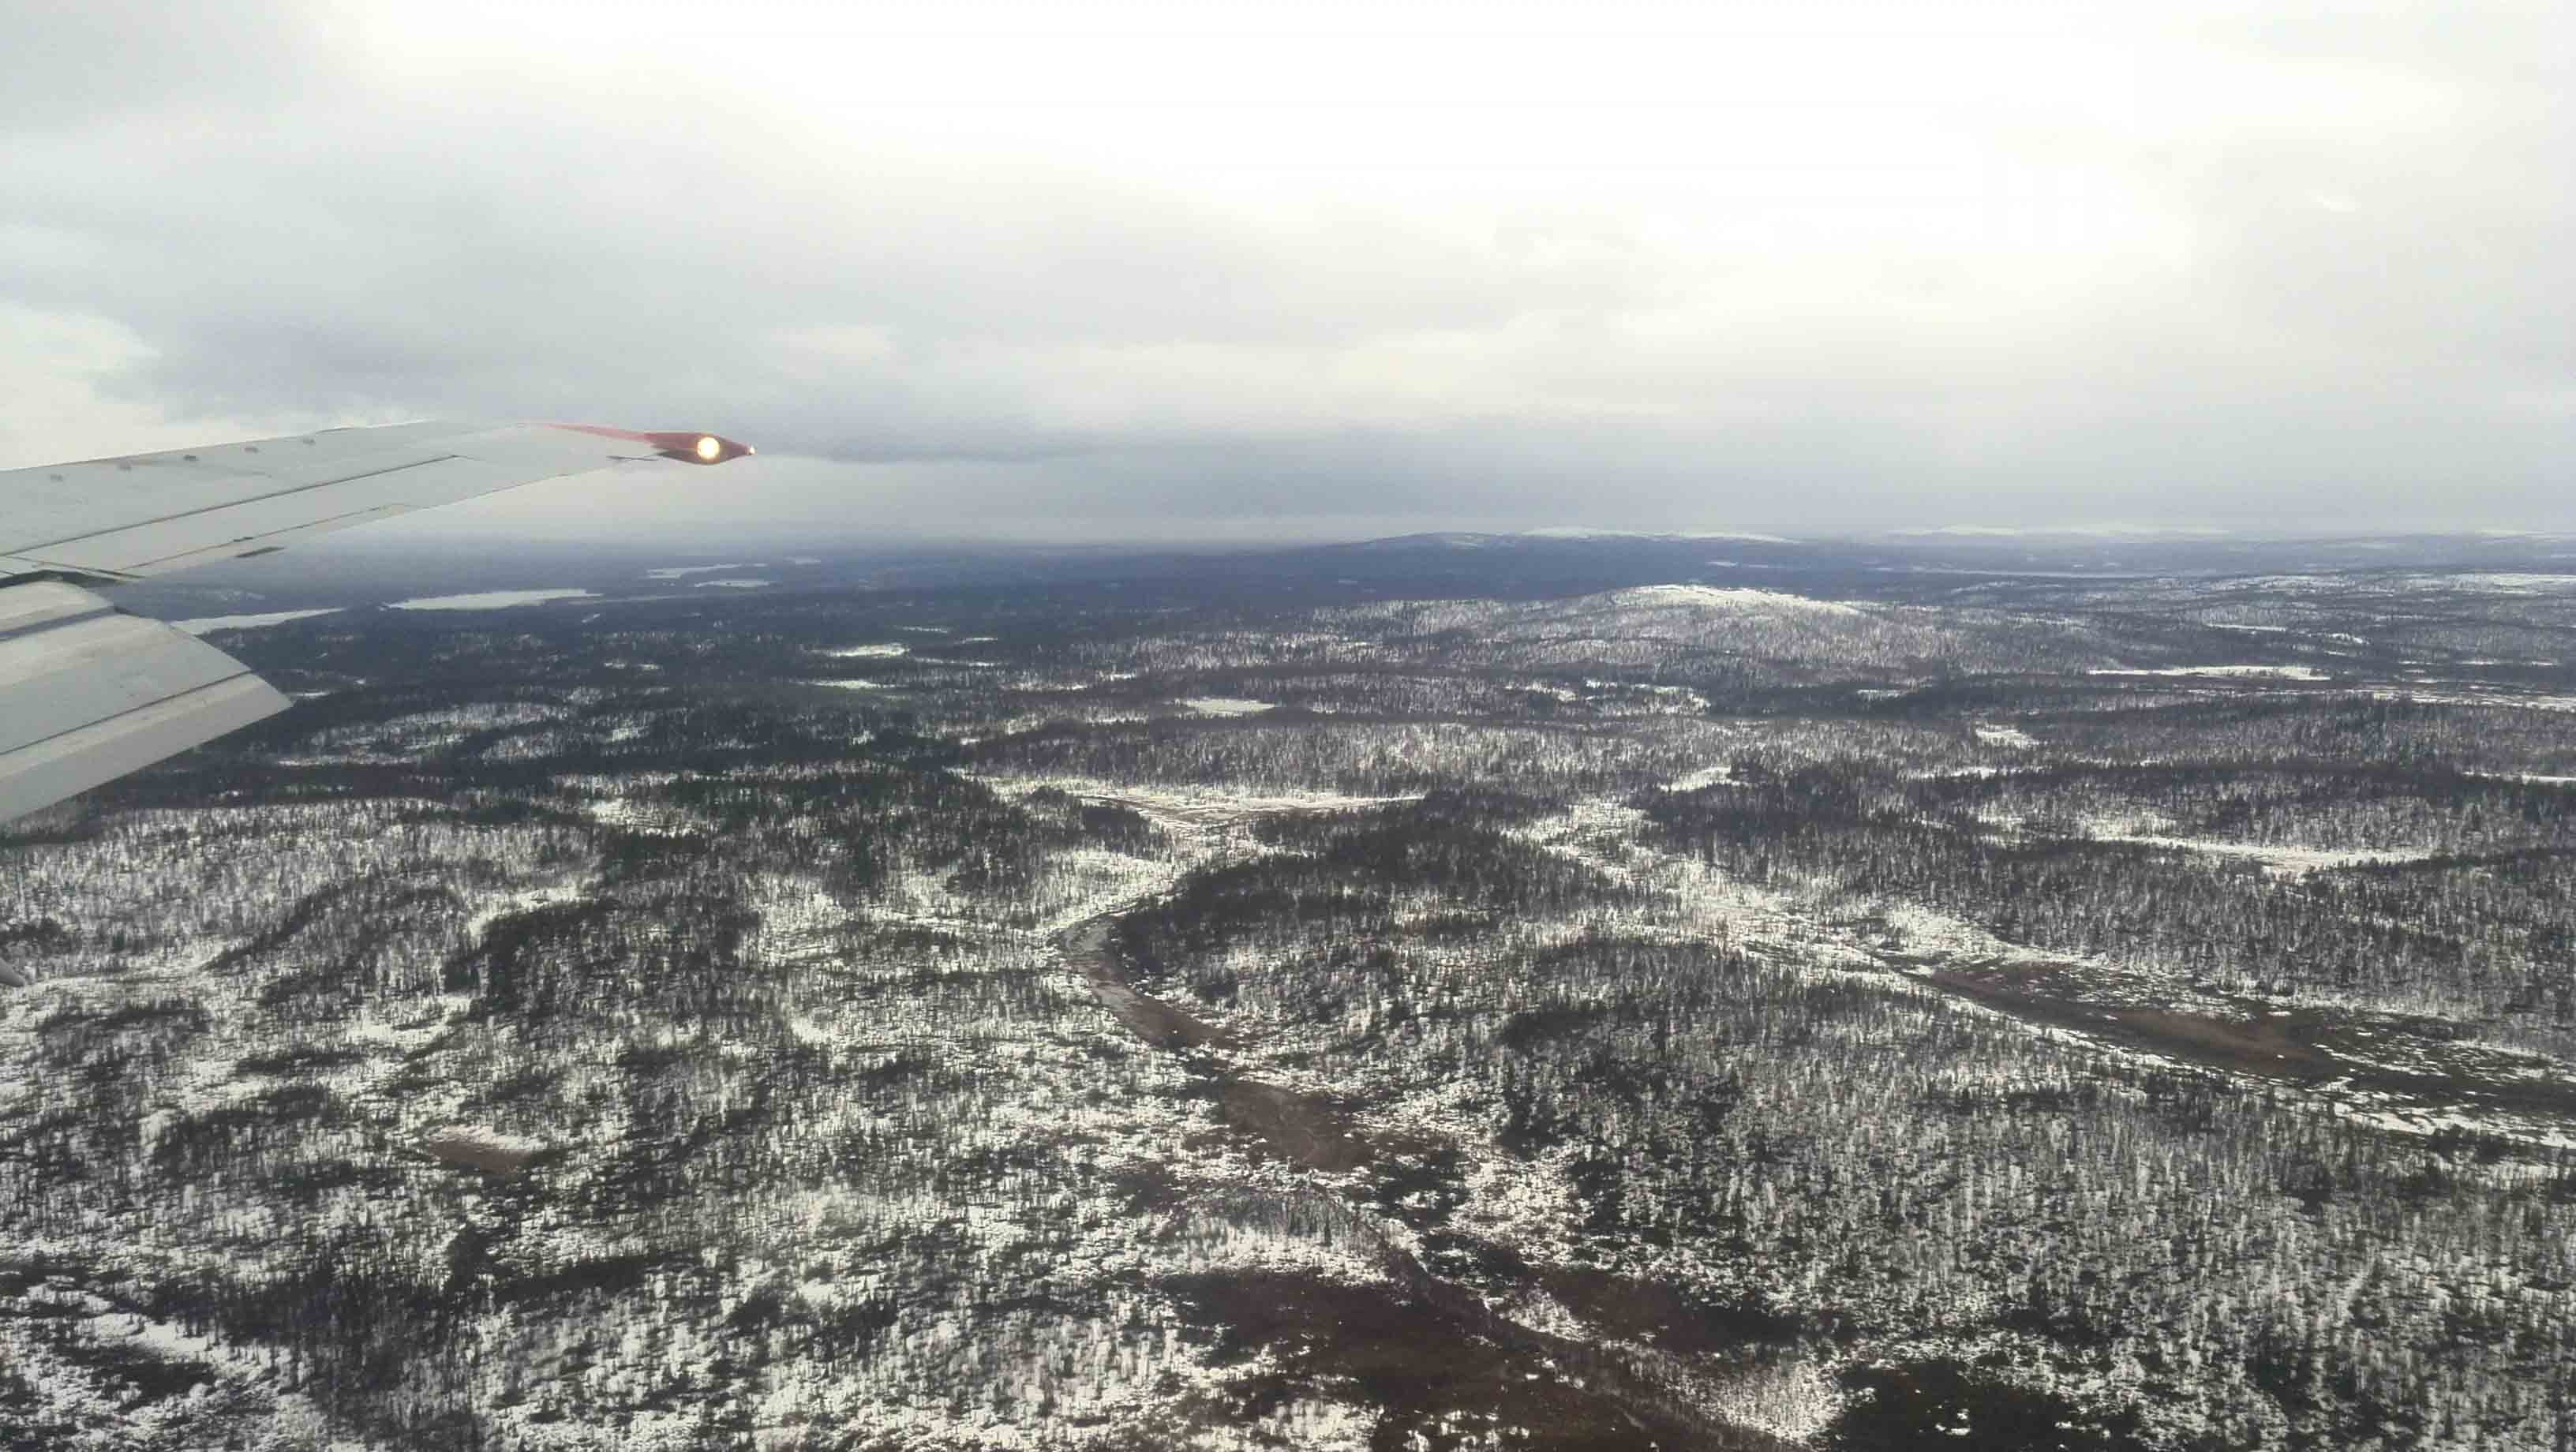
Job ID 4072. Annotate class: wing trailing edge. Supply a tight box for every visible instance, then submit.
[0,582,290,824]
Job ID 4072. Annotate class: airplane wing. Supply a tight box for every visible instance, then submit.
[0,419,753,823]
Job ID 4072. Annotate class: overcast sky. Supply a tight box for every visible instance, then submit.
[4,1,2567,542]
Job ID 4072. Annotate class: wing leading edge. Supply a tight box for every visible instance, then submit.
[0,419,752,823]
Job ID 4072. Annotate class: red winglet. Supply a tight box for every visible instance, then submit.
[547,422,754,465]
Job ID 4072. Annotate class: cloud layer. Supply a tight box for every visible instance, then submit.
[5,1,2568,539]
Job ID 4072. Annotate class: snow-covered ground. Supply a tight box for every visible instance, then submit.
[13,556,2576,1449]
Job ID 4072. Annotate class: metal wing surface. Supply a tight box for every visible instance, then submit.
[0,419,752,822]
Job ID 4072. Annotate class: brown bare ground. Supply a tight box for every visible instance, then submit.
[1927,967,2576,1124]
[422,1129,541,1175]
[1062,918,1229,1050]
[1217,1080,1369,1172]
[1166,1270,1791,1451]
[1064,906,1788,1446]
[1931,970,2343,1081]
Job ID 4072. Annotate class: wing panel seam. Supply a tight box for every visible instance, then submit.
[6,455,468,555]
[0,600,115,646]
[0,661,268,759]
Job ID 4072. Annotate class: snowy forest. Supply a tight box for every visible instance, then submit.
[3,532,2574,1450]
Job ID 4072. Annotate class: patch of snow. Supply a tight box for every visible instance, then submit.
[690,578,773,589]
[1973,724,2039,749]
[1893,524,2232,538]
[1521,526,1794,543]
[388,589,597,611]
[2431,572,2576,592]
[2361,688,2576,713]
[1623,584,1864,617]
[825,642,908,658]
[1705,1358,1844,1444]
[1239,1396,1380,1451]
[976,777,1419,829]
[170,607,343,634]
[2070,809,2181,838]
[2087,664,2328,681]
[644,563,757,579]
[1181,698,1278,717]
[422,1124,548,1170]
[584,797,642,828]
[2327,1094,2576,1154]
[462,884,576,944]
[2096,834,2435,873]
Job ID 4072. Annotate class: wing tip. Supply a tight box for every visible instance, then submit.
[545,423,755,465]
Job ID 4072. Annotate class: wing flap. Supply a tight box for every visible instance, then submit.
[0,582,290,822]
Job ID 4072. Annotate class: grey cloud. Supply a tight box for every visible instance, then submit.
[12,83,1629,432]
[2,4,321,133]
[4,2,2570,537]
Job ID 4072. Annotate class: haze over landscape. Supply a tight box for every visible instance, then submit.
[6,0,2569,542]
[11,6,2576,1451]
